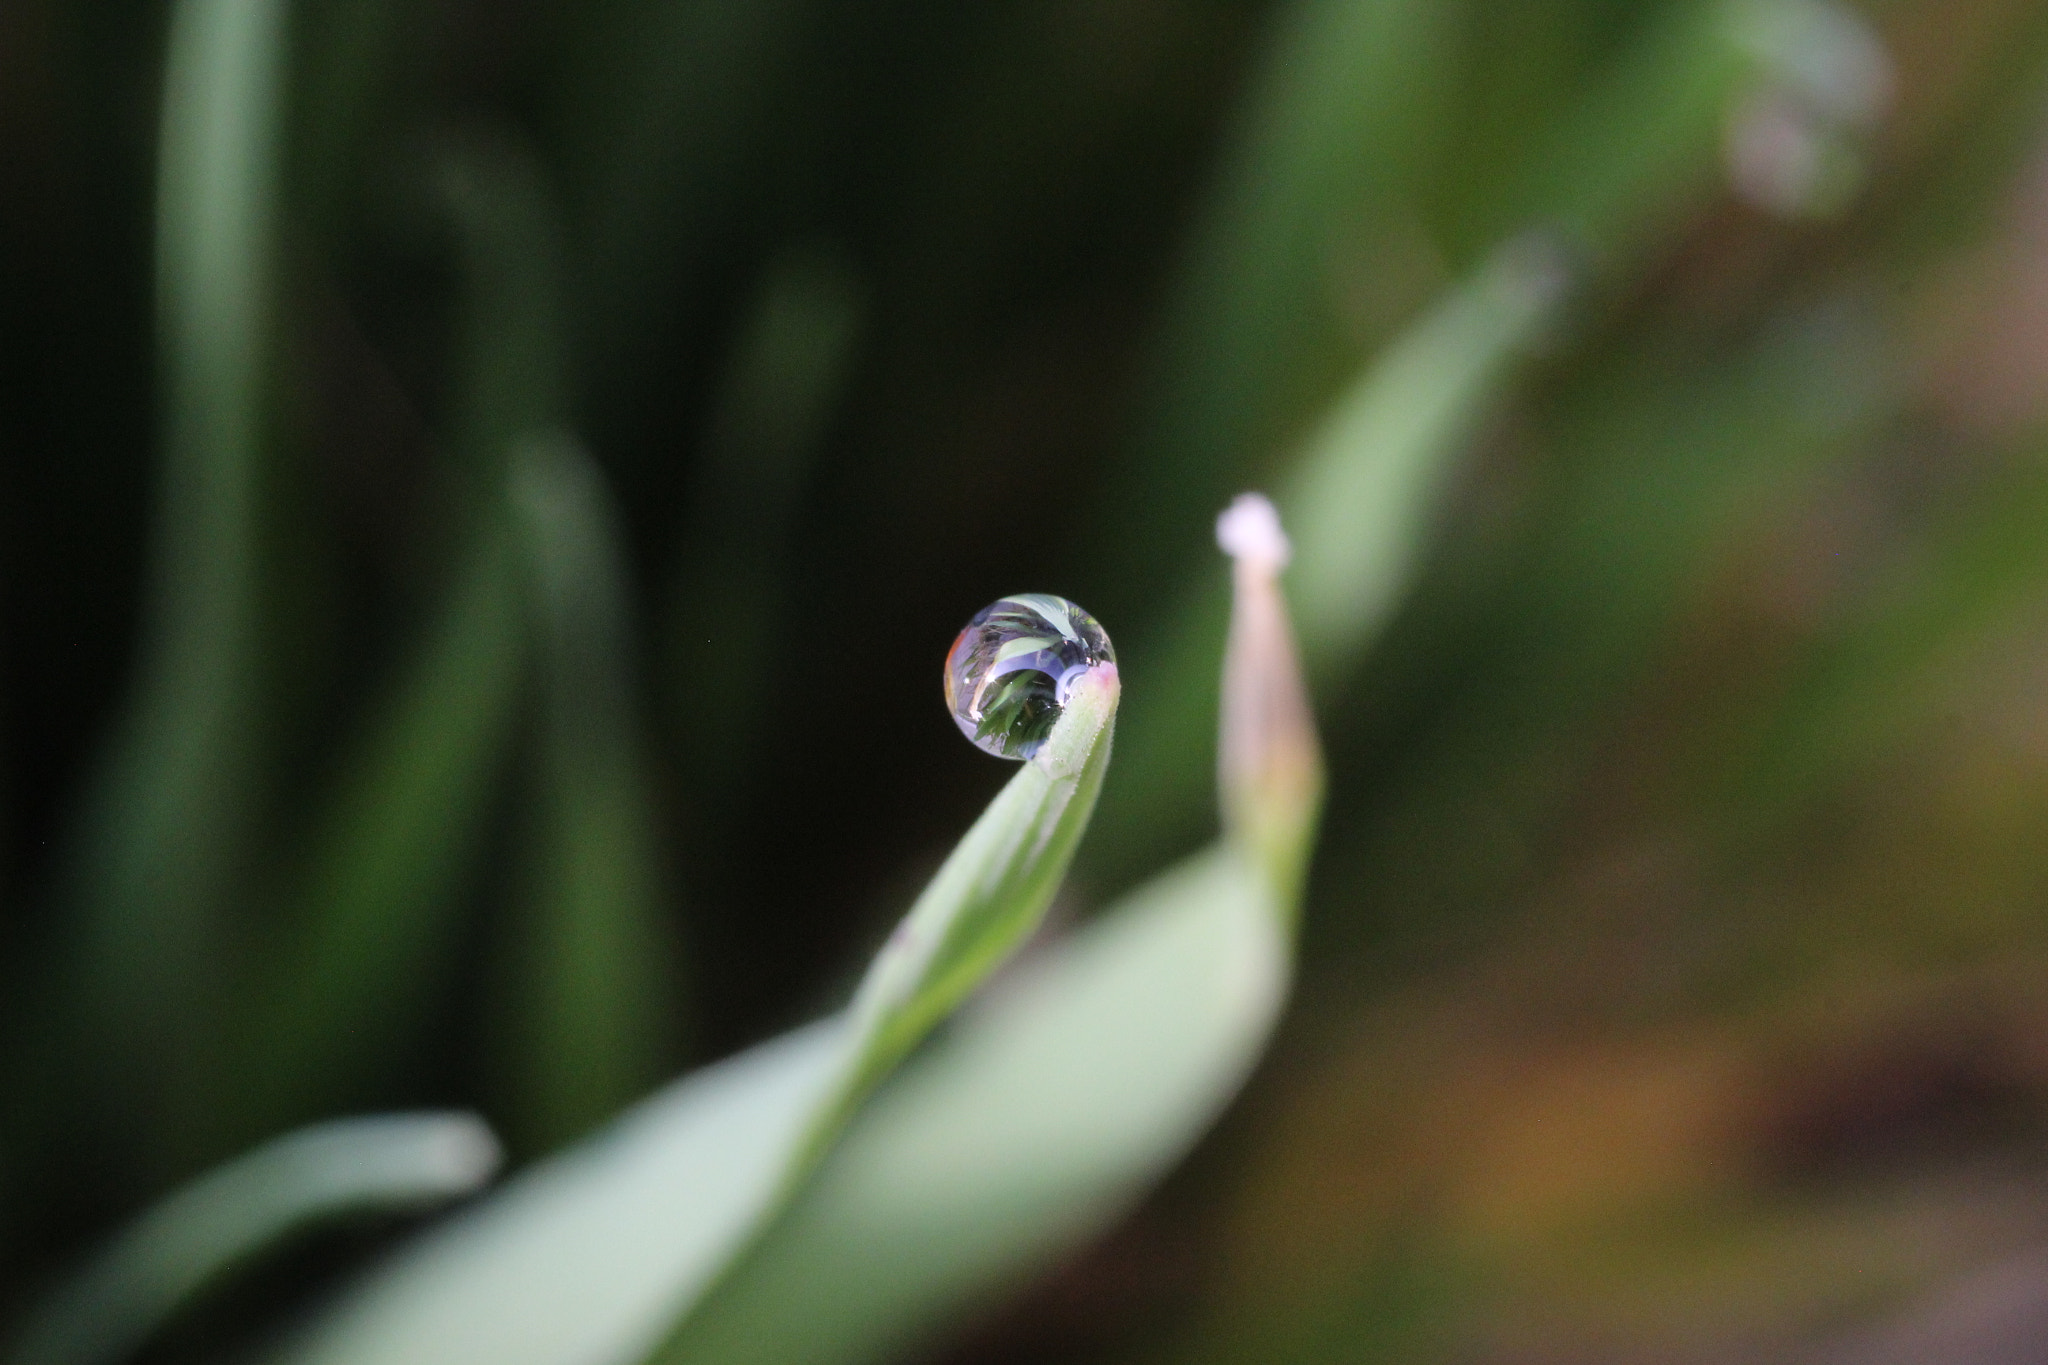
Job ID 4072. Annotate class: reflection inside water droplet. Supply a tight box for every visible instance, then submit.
[944,594,1115,760]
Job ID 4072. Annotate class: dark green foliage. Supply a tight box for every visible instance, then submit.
[9,0,2048,1361]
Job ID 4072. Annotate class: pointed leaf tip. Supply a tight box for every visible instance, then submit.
[1218,493,1323,903]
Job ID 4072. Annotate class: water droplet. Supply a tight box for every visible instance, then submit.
[944,594,1115,760]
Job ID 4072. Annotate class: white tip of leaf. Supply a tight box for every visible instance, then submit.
[1216,493,1291,572]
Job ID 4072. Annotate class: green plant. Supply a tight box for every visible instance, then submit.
[11,0,2048,1362]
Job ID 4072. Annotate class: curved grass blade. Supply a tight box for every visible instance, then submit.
[558,0,818,435]
[662,845,1285,1365]
[1281,237,1569,684]
[664,242,864,807]
[658,499,1319,1365]
[409,129,678,1153]
[1111,0,1463,589]
[60,0,288,1167]
[500,433,678,1152]
[429,131,568,469]
[6,1114,501,1365]
[1090,239,1566,888]
[264,664,1118,1365]
[227,130,566,1140]
[233,520,526,1134]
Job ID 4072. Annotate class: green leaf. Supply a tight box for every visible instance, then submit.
[1491,0,1888,260]
[264,662,1118,1365]
[263,1026,846,1365]
[821,665,1121,1140]
[1282,237,1569,683]
[7,1114,500,1365]
[498,433,679,1152]
[60,0,289,1167]
[660,845,1286,1365]
[1089,241,1564,889]
[429,132,569,467]
[654,498,1321,1365]
[559,0,820,431]
[229,130,570,1141]
[234,518,526,1134]
[1108,0,1463,613]
[662,241,864,804]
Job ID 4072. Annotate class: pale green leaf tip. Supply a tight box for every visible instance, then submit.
[1033,660,1120,780]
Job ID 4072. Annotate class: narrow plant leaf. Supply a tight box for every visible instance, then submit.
[661,846,1286,1365]
[1087,3,1894,890]
[658,499,1322,1365]
[1090,241,1564,888]
[1110,0,1461,613]
[664,242,864,804]
[818,664,1120,1145]
[7,1114,500,1365]
[263,1025,846,1365]
[559,0,818,431]
[412,130,679,1153]
[60,0,288,1167]
[229,130,566,1141]
[265,665,1118,1365]
[500,432,678,1152]
[429,133,568,467]
[234,520,526,1134]
[1215,495,1324,900]
[1302,293,1893,964]
[1281,237,1568,682]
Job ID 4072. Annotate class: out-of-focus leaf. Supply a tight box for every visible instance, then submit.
[265,666,1118,1365]
[1309,297,1893,956]
[1493,0,1890,256]
[1090,241,1566,888]
[1092,0,1895,890]
[557,0,819,435]
[430,133,568,468]
[7,1114,501,1365]
[664,241,864,802]
[500,432,677,1152]
[229,131,563,1139]
[234,520,525,1132]
[1283,237,1570,682]
[61,0,288,1165]
[264,1024,844,1365]
[1111,0,1463,613]
[290,0,416,234]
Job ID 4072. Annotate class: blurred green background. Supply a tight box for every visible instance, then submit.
[10,0,2048,1360]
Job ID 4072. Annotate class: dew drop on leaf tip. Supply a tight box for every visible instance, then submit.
[943,594,1115,760]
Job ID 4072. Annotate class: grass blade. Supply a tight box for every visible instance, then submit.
[234,519,526,1133]
[1282,237,1569,682]
[661,846,1285,1365]
[228,129,565,1139]
[1108,0,1461,617]
[499,433,678,1152]
[659,499,1320,1365]
[1089,242,1565,887]
[264,659,1118,1365]
[7,1114,500,1365]
[60,0,288,1168]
